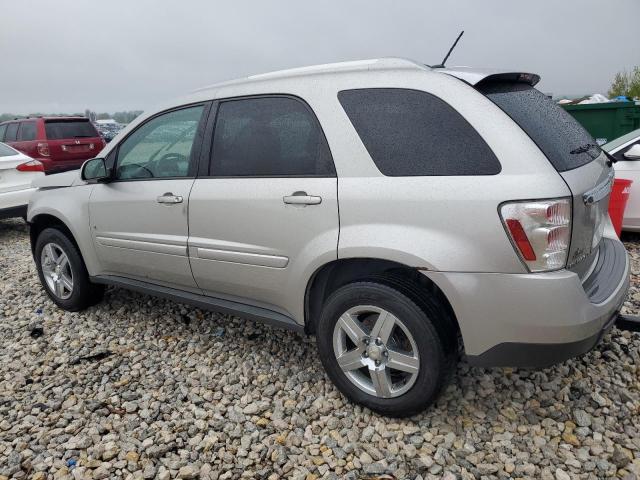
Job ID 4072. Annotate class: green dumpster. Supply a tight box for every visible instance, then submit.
[561,102,640,145]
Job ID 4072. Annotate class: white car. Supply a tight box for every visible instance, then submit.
[606,129,640,231]
[0,142,44,220]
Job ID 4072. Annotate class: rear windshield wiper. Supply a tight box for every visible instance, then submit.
[570,143,600,155]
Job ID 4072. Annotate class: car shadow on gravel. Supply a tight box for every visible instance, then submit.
[0,218,28,238]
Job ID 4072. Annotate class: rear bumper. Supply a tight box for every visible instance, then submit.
[424,236,630,368]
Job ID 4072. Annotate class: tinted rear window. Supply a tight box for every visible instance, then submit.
[338,88,500,176]
[45,120,98,140]
[479,82,599,172]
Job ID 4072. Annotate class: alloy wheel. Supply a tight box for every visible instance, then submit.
[40,242,74,300]
[332,305,420,398]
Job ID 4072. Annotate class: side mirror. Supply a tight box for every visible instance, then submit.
[623,144,640,160]
[81,157,111,183]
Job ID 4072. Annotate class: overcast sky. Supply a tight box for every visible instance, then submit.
[1,0,638,114]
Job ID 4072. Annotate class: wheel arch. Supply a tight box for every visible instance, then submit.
[29,213,80,255]
[304,258,461,351]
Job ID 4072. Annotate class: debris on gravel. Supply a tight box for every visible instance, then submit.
[1,218,640,479]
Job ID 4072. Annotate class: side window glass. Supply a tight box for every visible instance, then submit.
[18,122,36,141]
[5,123,19,142]
[338,88,501,176]
[0,124,6,142]
[115,105,204,180]
[211,97,335,176]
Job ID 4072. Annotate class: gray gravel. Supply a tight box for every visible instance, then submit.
[1,217,640,479]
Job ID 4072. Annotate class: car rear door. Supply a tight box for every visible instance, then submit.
[88,103,209,290]
[187,96,339,318]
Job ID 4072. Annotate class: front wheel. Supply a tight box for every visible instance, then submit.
[316,281,453,417]
[34,227,104,311]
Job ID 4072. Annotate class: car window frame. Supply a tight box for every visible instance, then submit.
[0,124,7,142]
[4,122,19,142]
[198,94,336,179]
[109,102,211,183]
[17,120,37,142]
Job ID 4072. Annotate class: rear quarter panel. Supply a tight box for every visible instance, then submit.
[314,70,572,273]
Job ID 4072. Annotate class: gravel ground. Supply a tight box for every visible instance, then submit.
[1,218,640,480]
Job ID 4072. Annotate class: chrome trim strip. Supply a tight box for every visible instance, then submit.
[583,170,614,205]
[195,247,289,268]
[96,236,186,256]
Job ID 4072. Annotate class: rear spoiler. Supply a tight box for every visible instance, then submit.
[434,67,541,87]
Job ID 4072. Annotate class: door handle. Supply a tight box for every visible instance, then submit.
[156,192,183,204]
[283,192,322,205]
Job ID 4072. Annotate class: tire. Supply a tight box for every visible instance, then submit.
[316,281,454,417]
[34,227,104,311]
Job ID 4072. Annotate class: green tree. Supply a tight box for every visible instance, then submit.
[608,67,640,99]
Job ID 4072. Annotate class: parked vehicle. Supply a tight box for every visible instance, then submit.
[27,58,629,416]
[0,143,44,220]
[604,128,640,231]
[0,117,105,174]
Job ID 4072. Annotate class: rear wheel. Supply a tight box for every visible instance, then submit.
[34,227,104,311]
[316,281,454,417]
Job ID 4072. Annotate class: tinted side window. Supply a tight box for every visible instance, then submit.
[0,124,6,141]
[338,88,501,176]
[211,97,335,177]
[18,121,36,141]
[5,123,19,142]
[116,105,204,180]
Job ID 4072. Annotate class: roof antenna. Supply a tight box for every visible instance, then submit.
[432,30,464,68]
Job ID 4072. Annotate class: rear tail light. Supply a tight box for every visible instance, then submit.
[16,160,44,172]
[500,198,572,272]
[37,142,50,157]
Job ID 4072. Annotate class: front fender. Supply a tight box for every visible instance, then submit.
[28,185,100,276]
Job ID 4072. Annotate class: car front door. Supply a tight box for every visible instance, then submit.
[89,103,208,290]
[188,96,339,319]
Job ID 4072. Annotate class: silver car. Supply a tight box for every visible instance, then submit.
[28,58,630,416]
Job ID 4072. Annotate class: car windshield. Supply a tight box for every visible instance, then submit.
[479,82,601,172]
[0,143,17,157]
[45,120,99,140]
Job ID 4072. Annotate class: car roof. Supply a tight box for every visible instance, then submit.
[0,116,89,124]
[191,57,540,95]
[603,128,640,152]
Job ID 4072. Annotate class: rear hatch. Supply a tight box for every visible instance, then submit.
[44,119,103,162]
[477,80,612,278]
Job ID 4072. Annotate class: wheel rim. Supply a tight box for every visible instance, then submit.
[332,305,420,399]
[40,242,73,300]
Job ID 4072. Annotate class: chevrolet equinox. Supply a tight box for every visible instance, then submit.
[28,58,630,416]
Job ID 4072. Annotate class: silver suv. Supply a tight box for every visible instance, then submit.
[28,58,630,416]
